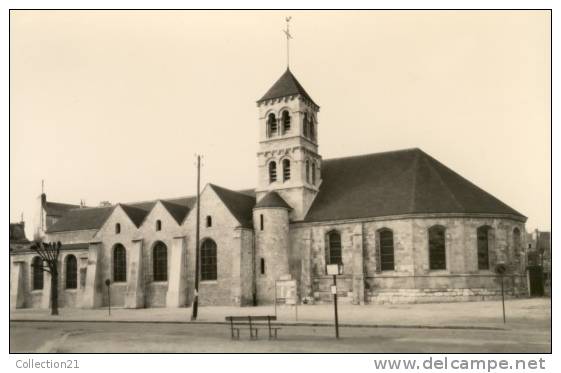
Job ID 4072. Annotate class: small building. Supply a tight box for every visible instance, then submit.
[526,230,551,296]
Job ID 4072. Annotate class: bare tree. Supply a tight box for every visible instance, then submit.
[31,241,61,315]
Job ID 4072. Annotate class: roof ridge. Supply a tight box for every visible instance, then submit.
[420,153,465,212]
[323,148,421,163]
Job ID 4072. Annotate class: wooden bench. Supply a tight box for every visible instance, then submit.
[225,315,281,340]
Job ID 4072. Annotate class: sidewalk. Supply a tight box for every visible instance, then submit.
[10,298,550,331]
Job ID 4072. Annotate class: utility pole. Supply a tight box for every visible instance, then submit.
[191,154,201,320]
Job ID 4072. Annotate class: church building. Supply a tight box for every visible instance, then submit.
[10,67,529,310]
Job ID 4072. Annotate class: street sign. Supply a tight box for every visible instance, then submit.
[327,264,343,275]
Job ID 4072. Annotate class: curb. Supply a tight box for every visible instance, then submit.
[9,319,505,331]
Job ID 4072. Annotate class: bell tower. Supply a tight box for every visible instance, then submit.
[255,68,322,221]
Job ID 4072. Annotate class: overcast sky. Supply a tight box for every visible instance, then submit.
[10,10,550,236]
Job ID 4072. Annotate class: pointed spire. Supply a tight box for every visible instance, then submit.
[257,69,318,108]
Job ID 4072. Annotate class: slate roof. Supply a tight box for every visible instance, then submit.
[160,199,193,224]
[47,206,115,233]
[255,191,291,209]
[257,68,318,107]
[304,148,525,223]
[46,188,253,233]
[209,184,256,228]
[120,204,152,227]
[45,201,80,216]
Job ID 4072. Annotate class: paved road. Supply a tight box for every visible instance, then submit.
[10,321,550,353]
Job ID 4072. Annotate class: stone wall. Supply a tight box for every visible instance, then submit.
[253,207,290,304]
[292,215,528,304]
[10,247,89,309]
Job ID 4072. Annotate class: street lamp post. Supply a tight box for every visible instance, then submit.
[326,263,343,339]
[105,279,111,316]
[495,263,507,324]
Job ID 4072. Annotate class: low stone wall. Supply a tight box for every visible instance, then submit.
[312,275,355,304]
[367,287,528,304]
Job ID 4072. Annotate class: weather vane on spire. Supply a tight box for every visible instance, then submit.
[283,16,293,69]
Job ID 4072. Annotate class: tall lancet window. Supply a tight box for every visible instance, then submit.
[269,161,277,183]
[303,113,309,138]
[309,115,316,141]
[282,110,291,133]
[267,113,278,137]
[311,162,316,185]
[305,160,310,183]
[477,226,491,270]
[282,159,291,181]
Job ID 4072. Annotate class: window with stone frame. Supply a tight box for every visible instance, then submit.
[303,112,309,138]
[311,162,316,184]
[267,113,278,137]
[153,241,168,282]
[65,254,78,289]
[156,220,162,231]
[477,226,491,270]
[32,256,43,290]
[115,223,121,234]
[513,227,521,259]
[379,229,395,271]
[305,159,310,183]
[201,239,217,281]
[282,110,291,133]
[260,257,266,275]
[326,231,342,266]
[206,215,212,228]
[269,161,277,183]
[282,159,291,181]
[113,244,127,282]
[309,116,316,141]
[428,225,446,270]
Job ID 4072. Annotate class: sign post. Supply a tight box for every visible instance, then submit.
[495,263,507,323]
[326,264,343,339]
[104,279,111,316]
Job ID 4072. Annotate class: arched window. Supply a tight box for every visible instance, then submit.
[115,223,121,234]
[206,216,212,228]
[201,239,217,281]
[309,116,315,141]
[282,159,291,181]
[303,112,309,138]
[379,229,395,271]
[428,226,446,270]
[153,241,168,282]
[113,244,127,282]
[513,227,521,258]
[477,226,491,270]
[268,161,277,183]
[305,159,310,183]
[326,231,342,265]
[311,162,316,185]
[32,256,43,290]
[267,113,278,137]
[156,220,162,231]
[65,255,78,289]
[282,110,291,133]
